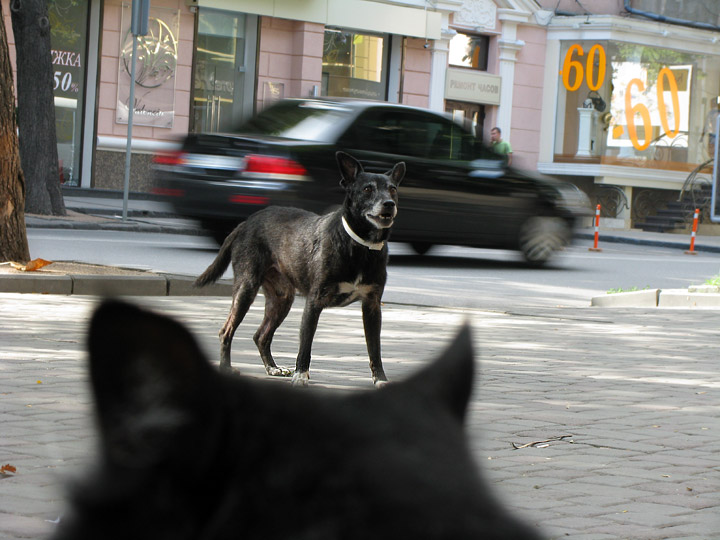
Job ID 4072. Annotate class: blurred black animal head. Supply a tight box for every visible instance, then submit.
[53,301,541,539]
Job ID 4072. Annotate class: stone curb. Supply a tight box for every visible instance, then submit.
[591,288,720,308]
[0,274,233,296]
[25,217,208,236]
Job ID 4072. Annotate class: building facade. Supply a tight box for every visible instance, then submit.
[4,0,720,230]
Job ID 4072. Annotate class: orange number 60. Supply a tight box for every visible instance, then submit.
[625,78,652,151]
[657,67,680,138]
[561,44,584,92]
[561,44,606,92]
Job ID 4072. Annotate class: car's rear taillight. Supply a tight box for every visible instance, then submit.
[152,151,184,166]
[228,195,270,205]
[243,155,308,177]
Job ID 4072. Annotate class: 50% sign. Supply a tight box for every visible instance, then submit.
[559,44,682,152]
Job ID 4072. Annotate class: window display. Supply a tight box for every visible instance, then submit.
[554,40,720,172]
[322,29,387,100]
[49,0,90,186]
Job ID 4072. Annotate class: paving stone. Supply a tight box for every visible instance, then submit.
[1,294,719,539]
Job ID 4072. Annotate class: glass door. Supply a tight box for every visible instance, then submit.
[192,10,256,133]
[445,100,485,142]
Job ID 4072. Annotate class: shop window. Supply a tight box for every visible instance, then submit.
[449,33,489,71]
[554,40,720,172]
[49,0,90,186]
[322,29,388,100]
[191,10,256,133]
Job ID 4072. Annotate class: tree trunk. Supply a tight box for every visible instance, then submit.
[0,0,31,262]
[10,0,66,216]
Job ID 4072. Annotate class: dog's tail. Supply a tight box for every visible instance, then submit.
[194,225,241,287]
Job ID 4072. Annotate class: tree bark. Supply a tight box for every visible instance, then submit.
[10,0,66,216]
[0,0,31,262]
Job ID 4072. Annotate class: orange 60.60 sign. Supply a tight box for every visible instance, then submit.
[559,44,682,152]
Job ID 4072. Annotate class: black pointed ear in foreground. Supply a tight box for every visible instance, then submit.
[399,324,474,423]
[386,161,405,186]
[336,151,364,187]
[87,300,215,463]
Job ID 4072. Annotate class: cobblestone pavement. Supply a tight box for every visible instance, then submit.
[1,293,718,539]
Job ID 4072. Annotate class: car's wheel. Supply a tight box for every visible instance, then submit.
[410,242,433,255]
[518,216,570,265]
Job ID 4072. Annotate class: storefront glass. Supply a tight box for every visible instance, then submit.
[192,9,251,132]
[322,29,387,100]
[554,40,720,172]
[49,0,90,186]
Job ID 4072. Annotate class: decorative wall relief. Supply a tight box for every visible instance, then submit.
[454,0,497,31]
[117,3,179,128]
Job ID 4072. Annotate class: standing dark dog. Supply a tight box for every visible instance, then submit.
[195,152,404,385]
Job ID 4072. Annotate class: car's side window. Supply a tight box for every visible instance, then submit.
[344,108,500,163]
[344,110,401,155]
[396,112,467,161]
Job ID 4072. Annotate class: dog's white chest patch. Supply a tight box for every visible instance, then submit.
[336,278,375,305]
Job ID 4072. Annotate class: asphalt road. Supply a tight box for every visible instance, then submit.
[25,228,720,309]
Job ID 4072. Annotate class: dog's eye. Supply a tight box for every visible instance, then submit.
[389,186,397,195]
[363,185,374,193]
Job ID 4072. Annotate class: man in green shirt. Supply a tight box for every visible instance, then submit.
[490,127,512,165]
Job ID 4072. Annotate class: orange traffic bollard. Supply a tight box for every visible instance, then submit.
[685,208,700,255]
[589,204,602,252]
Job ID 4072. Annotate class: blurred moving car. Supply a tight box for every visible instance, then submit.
[153,98,590,265]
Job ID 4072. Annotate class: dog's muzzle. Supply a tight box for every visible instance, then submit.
[367,200,396,229]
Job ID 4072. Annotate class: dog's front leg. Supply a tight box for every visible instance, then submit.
[292,300,323,386]
[362,298,387,385]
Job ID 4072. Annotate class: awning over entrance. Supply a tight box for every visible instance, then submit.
[197,0,442,39]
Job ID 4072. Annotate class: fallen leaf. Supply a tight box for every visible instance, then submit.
[9,258,53,272]
[0,464,17,475]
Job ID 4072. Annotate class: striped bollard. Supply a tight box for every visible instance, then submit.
[589,204,602,252]
[684,208,700,255]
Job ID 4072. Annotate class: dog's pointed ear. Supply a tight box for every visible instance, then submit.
[87,300,216,465]
[386,161,405,186]
[336,151,364,187]
[396,325,474,423]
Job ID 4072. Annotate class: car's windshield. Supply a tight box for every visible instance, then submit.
[239,101,353,142]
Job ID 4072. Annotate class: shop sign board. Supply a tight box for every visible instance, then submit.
[445,68,501,106]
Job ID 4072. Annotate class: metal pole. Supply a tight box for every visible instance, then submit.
[122,34,139,221]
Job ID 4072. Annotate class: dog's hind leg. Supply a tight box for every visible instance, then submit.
[219,283,259,372]
[254,270,294,377]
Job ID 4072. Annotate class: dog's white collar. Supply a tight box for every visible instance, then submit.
[342,216,385,251]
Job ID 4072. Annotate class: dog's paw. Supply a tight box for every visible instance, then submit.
[373,379,390,389]
[292,371,310,387]
[267,366,293,377]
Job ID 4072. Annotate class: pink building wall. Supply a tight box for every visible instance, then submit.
[98,0,194,143]
[256,17,324,111]
[257,21,431,110]
[536,0,624,15]
[510,25,547,170]
[401,38,431,108]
